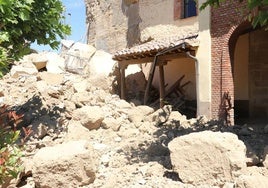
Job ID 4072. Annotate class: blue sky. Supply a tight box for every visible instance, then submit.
[31,0,86,52]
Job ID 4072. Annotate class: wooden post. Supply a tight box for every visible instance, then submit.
[159,64,165,108]
[120,67,126,100]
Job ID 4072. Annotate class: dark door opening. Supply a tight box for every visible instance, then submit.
[234,28,268,125]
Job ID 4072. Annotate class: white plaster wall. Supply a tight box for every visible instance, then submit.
[164,59,196,100]
[139,0,198,33]
[195,0,212,118]
[142,58,196,100]
[142,0,212,118]
[142,71,197,104]
[139,0,198,39]
[140,0,199,101]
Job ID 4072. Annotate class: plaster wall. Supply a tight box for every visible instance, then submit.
[85,0,198,53]
[142,58,196,100]
[139,0,198,31]
[195,0,211,118]
[234,34,249,100]
[136,0,211,118]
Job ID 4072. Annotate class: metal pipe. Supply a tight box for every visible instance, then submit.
[186,51,199,117]
[143,34,198,106]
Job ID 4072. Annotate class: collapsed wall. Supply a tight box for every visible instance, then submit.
[84,0,139,53]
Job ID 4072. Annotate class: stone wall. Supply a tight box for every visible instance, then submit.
[84,0,198,53]
[84,0,129,53]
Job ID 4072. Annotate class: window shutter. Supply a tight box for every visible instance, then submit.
[174,0,183,20]
[185,0,197,18]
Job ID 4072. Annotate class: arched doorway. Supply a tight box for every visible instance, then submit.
[232,26,268,125]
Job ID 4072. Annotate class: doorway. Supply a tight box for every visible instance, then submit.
[234,28,268,125]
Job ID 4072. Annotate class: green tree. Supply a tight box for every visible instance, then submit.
[0,0,71,75]
[200,0,268,29]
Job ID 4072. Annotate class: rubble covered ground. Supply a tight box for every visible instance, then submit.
[1,44,268,188]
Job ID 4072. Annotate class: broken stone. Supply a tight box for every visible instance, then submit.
[64,120,91,141]
[168,131,247,186]
[38,72,64,85]
[127,105,154,123]
[236,174,268,188]
[145,105,172,126]
[10,65,38,78]
[35,124,47,139]
[73,79,90,93]
[89,50,116,77]
[45,52,65,74]
[30,53,48,70]
[72,106,104,130]
[165,110,187,127]
[32,140,99,188]
[102,117,121,131]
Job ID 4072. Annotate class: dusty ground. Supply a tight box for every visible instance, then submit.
[1,61,268,188]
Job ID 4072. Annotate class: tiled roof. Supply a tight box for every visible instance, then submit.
[113,33,199,61]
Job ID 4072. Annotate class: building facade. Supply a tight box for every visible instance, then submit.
[85,0,268,124]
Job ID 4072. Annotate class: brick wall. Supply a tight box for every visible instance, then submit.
[211,1,247,123]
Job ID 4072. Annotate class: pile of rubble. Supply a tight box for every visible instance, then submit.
[1,42,268,188]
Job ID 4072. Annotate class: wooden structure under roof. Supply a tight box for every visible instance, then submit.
[113,33,199,107]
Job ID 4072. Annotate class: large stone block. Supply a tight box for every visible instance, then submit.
[168,131,247,186]
[89,50,116,77]
[32,140,99,188]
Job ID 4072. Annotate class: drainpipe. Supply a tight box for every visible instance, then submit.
[186,51,199,117]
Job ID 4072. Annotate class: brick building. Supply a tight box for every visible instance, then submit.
[210,1,268,124]
[85,0,268,124]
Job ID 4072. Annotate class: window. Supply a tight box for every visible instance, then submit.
[174,0,197,20]
[184,0,197,18]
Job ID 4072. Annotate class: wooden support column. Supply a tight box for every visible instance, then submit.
[120,66,126,100]
[159,64,165,108]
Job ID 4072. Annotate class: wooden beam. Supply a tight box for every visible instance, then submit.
[117,52,189,68]
[120,67,126,100]
[118,56,155,67]
[159,64,165,108]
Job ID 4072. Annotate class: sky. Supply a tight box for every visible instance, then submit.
[31,0,86,52]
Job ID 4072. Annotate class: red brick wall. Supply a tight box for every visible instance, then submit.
[211,1,247,123]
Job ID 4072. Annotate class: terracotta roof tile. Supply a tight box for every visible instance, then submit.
[113,33,199,61]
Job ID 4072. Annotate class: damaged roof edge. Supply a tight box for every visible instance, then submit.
[113,33,199,61]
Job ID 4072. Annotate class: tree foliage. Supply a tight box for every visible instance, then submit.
[200,0,268,29]
[0,0,71,75]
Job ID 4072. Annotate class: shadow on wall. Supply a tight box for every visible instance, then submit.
[121,0,141,47]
